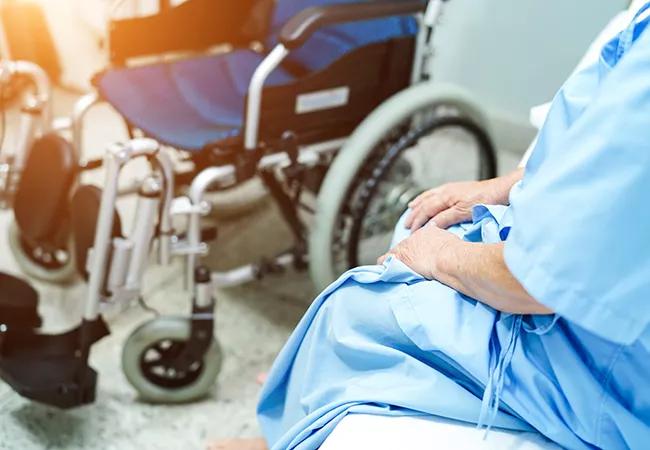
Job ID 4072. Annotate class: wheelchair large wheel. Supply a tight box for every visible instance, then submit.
[122,316,222,404]
[7,218,76,283]
[309,83,497,290]
[8,133,77,284]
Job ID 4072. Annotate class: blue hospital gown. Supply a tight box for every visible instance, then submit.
[257,6,650,450]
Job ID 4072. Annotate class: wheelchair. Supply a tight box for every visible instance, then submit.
[1,139,222,408]
[11,0,496,286]
[0,0,497,408]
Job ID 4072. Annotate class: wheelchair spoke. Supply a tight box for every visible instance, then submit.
[331,112,496,274]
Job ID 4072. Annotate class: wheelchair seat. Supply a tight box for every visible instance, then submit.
[97,50,296,151]
[96,0,418,152]
[0,273,41,329]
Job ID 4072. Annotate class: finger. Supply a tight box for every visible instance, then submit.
[377,253,389,265]
[405,203,433,228]
[408,188,438,208]
[404,206,429,230]
[408,196,450,229]
[431,207,467,229]
[404,208,419,228]
[418,197,451,224]
[408,193,427,209]
[409,210,432,231]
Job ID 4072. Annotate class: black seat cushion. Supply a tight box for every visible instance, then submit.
[0,273,41,329]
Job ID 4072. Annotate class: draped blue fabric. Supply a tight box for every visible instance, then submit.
[257,5,650,449]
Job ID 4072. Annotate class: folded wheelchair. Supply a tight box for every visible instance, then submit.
[0,0,498,408]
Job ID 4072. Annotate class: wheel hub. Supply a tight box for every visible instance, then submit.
[20,236,70,270]
[139,339,205,389]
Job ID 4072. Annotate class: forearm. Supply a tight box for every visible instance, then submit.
[486,168,525,205]
[434,241,552,315]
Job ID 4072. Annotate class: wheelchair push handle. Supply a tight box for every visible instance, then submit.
[280,0,428,50]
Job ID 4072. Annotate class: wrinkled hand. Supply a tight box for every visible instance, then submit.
[378,224,461,279]
[405,179,504,231]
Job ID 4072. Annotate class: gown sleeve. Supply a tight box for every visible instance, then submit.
[504,28,650,345]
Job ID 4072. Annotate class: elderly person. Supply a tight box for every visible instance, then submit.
[215,4,650,450]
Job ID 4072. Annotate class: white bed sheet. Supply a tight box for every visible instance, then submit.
[320,414,561,450]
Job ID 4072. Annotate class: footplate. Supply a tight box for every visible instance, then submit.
[0,318,110,409]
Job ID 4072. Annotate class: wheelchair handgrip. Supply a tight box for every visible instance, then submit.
[280,0,427,50]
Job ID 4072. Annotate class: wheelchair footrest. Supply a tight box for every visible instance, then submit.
[0,273,41,329]
[0,354,99,409]
[0,318,109,409]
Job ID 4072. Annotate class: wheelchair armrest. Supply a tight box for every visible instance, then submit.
[109,0,263,65]
[280,0,427,50]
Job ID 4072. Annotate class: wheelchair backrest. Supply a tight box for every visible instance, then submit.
[269,0,419,73]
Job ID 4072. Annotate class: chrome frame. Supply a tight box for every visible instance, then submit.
[244,44,290,150]
[71,92,102,162]
[1,60,52,132]
[165,137,344,288]
[0,60,52,206]
[84,138,161,321]
[411,0,445,83]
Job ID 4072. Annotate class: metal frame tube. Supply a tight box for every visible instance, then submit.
[71,92,102,162]
[0,60,51,180]
[125,177,161,287]
[183,137,345,287]
[186,165,236,285]
[154,149,175,265]
[211,253,295,288]
[244,45,290,150]
[424,0,446,29]
[414,0,445,82]
[11,113,36,170]
[12,61,51,108]
[410,12,427,84]
[195,278,214,308]
[84,145,125,321]
[258,137,346,169]
[11,60,52,129]
[84,138,159,321]
[107,237,133,292]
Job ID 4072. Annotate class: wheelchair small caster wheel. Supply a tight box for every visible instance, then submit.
[122,316,222,404]
[8,218,76,283]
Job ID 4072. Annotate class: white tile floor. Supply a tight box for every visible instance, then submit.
[0,88,526,449]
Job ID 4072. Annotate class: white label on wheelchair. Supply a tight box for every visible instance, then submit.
[296,87,350,114]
